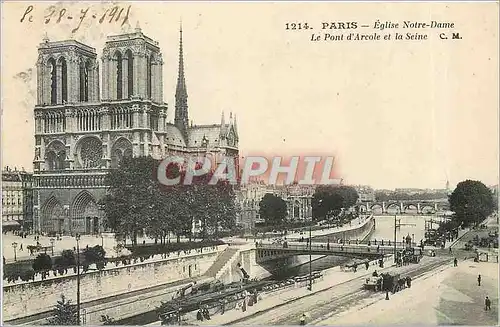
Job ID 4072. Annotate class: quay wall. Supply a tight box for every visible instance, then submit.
[311,216,376,243]
[218,217,376,284]
[2,246,226,321]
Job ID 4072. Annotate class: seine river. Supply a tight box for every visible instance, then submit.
[271,214,432,279]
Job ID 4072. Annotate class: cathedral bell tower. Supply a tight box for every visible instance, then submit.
[101,23,164,102]
[36,34,100,106]
[34,36,100,173]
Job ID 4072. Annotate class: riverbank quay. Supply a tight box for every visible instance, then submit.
[314,259,498,326]
[3,218,372,325]
[188,255,450,325]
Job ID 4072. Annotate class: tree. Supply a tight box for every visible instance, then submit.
[54,250,76,274]
[83,245,106,266]
[32,253,52,272]
[104,156,163,246]
[449,180,495,228]
[161,162,237,240]
[46,295,79,325]
[312,185,359,221]
[105,156,238,244]
[259,194,287,225]
[61,250,76,266]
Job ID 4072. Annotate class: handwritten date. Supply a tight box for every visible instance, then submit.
[20,5,131,33]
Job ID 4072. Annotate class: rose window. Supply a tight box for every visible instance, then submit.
[79,138,103,168]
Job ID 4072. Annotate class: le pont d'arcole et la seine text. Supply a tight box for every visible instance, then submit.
[284,20,460,42]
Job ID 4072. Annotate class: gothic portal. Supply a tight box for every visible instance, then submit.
[33,25,239,234]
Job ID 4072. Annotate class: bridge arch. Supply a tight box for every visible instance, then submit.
[385,202,401,212]
[357,204,368,212]
[369,203,382,211]
[420,205,435,213]
[404,203,418,211]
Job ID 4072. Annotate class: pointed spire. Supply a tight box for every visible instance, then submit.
[135,21,142,33]
[234,113,238,135]
[176,21,186,95]
[43,32,49,43]
[221,111,226,127]
[175,22,189,136]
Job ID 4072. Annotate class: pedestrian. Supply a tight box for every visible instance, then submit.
[485,296,491,311]
[453,258,458,267]
[477,274,481,286]
[196,308,204,321]
[300,314,306,325]
[20,243,23,251]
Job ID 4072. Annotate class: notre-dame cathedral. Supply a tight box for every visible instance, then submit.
[32,25,239,235]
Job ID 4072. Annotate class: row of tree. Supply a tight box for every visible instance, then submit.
[312,185,359,220]
[103,157,237,246]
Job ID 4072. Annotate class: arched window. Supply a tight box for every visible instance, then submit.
[59,58,68,103]
[79,60,90,102]
[46,151,57,170]
[57,150,66,170]
[125,50,134,97]
[147,54,153,99]
[116,52,123,100]
[48,58,57,105]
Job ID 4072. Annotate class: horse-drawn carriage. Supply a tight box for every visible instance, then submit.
[364,275,383,291]
[365,272,409,293]
[396,248,422,265]
[381,272,409,293]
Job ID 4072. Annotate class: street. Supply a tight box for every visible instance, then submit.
[196,256,452,325]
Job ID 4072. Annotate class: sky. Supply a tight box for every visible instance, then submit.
[1,2,499,190]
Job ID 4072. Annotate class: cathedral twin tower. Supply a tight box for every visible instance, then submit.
[33,25,239,234]
[37,24,163,106]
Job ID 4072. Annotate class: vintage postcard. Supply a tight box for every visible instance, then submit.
[1,1,498,326]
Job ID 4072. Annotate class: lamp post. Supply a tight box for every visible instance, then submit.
[309,199,322,291]
[308,220,312,291]
[50,238,55,256]
[12,242,18,262]
[393,214,397,264]
[75,233,81,325]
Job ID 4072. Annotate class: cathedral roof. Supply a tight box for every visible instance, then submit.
[164,123,232,149]
[165,124,188,147]
[187,124,222,147]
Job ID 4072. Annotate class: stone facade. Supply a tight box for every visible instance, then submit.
[2,167,33,231]
[32,26,239,234]
[353,185,376,202]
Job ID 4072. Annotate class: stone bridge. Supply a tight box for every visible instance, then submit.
[357,200,449,214]
[255,242,407,263]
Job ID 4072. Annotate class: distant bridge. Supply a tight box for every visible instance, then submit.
[255,242,410,263]
[357,200,449,215]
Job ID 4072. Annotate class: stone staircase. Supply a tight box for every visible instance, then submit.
[204,246,240,278]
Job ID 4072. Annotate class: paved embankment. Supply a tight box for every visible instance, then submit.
[315,260,498,326]
[186,255,451,326]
